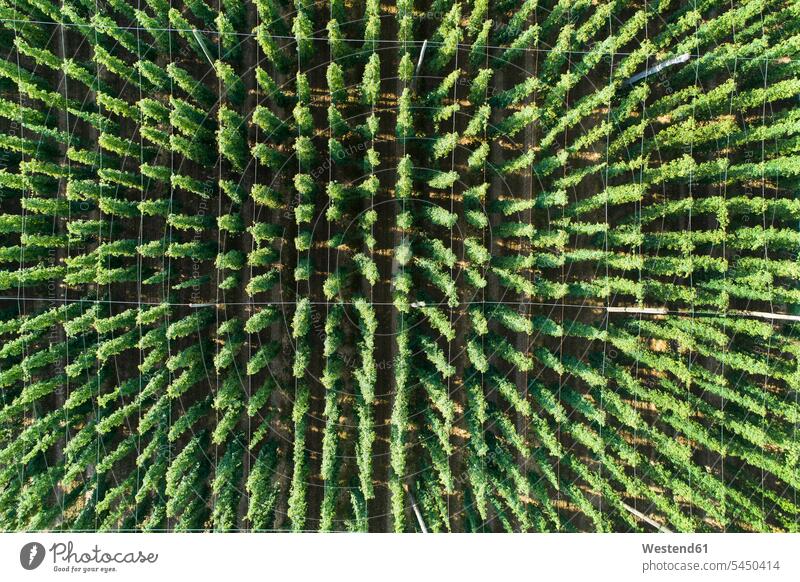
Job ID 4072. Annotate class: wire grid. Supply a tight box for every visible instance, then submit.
[0,1,796,533]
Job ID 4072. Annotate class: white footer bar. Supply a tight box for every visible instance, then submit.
[1,533,798,582]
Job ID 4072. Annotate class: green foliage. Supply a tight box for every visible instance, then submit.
[293,12,314,62]
[246,445,280,530]
[217,107,247,172]
[327,63,347,105]
[215,61,245,106]
[361,53,381,106]
[0,0,796,535]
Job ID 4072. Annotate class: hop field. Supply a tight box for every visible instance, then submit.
[0,0,799,532]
